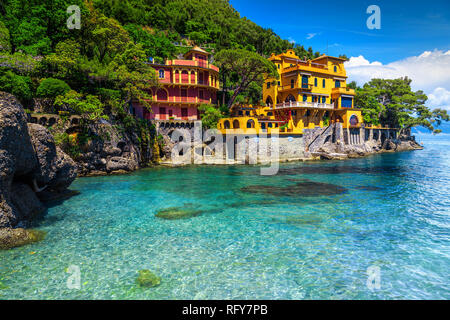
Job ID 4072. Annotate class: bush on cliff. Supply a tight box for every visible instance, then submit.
[198,104,224,129]
[0,69,32,103]
[36,78,71,99]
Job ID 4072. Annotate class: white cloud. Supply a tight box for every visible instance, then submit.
[428,87,450,110]
[345,49,450,110]
[306,33,317,40]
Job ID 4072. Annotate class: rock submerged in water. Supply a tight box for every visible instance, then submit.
[0,228,46,250]
[155,207,203,220]
[136,270,161,288]
[241,181,347,197]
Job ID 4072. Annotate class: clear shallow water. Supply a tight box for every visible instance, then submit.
[1,134,449,300]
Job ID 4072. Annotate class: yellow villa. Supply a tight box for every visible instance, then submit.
[218,50,364,135]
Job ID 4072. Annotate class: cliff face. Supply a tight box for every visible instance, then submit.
[41,116,158,177]
[0,92,77,229]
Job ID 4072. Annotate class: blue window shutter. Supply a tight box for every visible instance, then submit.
[342,97,353,108]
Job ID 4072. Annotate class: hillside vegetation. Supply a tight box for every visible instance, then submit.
[0,0,447,136]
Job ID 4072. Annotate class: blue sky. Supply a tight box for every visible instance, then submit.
[231,0,450,113]
[230,0,450,63]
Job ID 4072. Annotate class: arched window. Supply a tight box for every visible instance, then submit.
[159,69,165,79]
[285,94,296,103]
[268,123,273,128]
[156,89,168,101]
[265,96,273,106]
[247,119,255,128]
[303,94,307,102]
[322,96,326,103]
[181,70,189,83]
[233,120,240,129]
[224,120,230,129]
[350,115,359,126]
[291,79,295,88]
[314,78,318,87]
[334,66,337,72]
[322,79,326,88]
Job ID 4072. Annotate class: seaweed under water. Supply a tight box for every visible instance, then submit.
[240,181,348,197]
[230,165,407,176]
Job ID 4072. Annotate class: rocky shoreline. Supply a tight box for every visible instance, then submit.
[0,91,423,249]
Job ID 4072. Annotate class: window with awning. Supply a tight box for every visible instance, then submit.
[342,97,353,108]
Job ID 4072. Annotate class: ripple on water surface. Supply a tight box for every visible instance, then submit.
[0,135,449,299]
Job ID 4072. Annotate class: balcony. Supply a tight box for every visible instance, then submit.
[275,101,334,110]
[278,83,313,92]
[332,87,355,95]
[166,60,219,72]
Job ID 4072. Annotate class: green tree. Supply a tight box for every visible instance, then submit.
[355,89,382,126]
[357,77,449,134]
[36,78,71,99]
[198,104,223,129]
[2,0,85,55]
[0,69,32,102]
[124,24,176,61]
[0,20,11,52]
[38,40,82,81]
[215,49,278,109]
[54,90,106,123]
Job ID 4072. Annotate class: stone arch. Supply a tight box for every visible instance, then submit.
[247,119,255,128]
[39,117,47,126]
[285,94,296,103]
[265,96,273,106]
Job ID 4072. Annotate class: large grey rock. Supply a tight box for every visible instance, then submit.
[106,156,136,172]
[10,182,46,226]
[27,124,77,192]
[0,92,37,176]
[0,93,38,228]
[0,92,77,228]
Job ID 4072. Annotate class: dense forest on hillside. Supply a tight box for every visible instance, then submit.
[0,0,322,109]
[0,0,447,139]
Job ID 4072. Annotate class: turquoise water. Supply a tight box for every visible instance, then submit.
[1,134,449,300]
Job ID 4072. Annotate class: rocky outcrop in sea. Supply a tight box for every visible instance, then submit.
[0,92,77,248]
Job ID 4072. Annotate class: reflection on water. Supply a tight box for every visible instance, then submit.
[0,134,449,299]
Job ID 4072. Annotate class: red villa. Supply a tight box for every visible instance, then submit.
[132,46,220,121]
